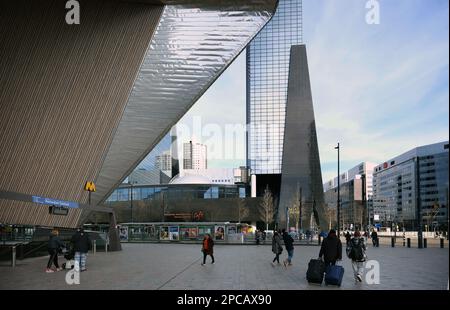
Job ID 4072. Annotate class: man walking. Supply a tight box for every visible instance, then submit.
[347,230,367,282]
[319,229,342,266]
[282,229,294,267]
[71,227,92,272]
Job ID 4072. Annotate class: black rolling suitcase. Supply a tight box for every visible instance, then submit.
[306,259,325,284]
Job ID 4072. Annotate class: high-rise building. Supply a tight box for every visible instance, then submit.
[246,0,327,229]
[247,0,303,177]
[323,162,377,230]
[183,141,207,170]
[156,151,172,173]
[372,141,449,230]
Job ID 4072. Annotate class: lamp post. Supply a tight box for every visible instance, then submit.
[128,182,133,223]
[335,143,340,238]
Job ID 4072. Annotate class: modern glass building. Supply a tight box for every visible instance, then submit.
[246,1,327,230]
[106,183,246,203]
[246,0,303,177]
[372,141,449,230]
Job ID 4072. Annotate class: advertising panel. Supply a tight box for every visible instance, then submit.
[160,226,169,240]
[169,226,179,240]
[214,225,225,240]
[181,227,198,240]
[198,226,212,238]
[119,226,128,241]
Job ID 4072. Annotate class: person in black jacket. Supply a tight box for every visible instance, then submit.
[319,229,342,266]
[282,229,294,267]
[345,231,352,245]
[71,227,92,272]
[370,229,379,247]
[46,229,64,273]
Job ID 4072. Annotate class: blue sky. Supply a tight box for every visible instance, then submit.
[177,0,449,182]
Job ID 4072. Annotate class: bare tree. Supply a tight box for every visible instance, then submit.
[288,189,301,231]
[326,206,336,230]
[259,185,274,231]
[238,198,249,223]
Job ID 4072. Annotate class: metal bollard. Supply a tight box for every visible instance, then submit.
[11,245,16,268]
[440,238,444,248]
[391,237,395,247]
[407,238,411,248]
[105,240,108,253]
[318,235,322,246]
[93,240,97,254]
[423,238,427,248]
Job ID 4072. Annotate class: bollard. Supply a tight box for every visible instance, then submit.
[11,245,16,268]
[440,238,444,249]
[407,238,411,248]
[318,235,322,246]
[93,240,97,254]
[105,240,108,253]
[423,238,427,248]
[391,237,395,247]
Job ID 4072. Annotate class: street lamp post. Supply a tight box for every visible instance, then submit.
[335,143,340,238]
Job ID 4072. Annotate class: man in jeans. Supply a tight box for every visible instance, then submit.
[347,230,367,282]
[281,229,294,267]
[71,227,92,272]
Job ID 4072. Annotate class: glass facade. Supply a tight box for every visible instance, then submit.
[373,143,449,230]
[106,184,246,203]
[247,0,303,174]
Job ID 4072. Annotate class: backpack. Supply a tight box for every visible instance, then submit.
[348,239,364,261]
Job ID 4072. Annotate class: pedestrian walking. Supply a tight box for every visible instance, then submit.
[46,229,64,273]
[201,234,215,265]
[370,229,379,247]
[71,227,91,272]
[282,229,294,267]
[319,229,342,266]
[255,230,261,245]
[345,231,352,245]
[347,230,367,283]
[271,231,283,266]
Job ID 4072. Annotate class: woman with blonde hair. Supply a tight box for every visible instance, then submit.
[46,229,64,273]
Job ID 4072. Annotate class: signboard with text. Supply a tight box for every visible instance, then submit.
[32,196,79,208]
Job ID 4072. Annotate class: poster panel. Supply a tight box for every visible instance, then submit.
[198,226,212,239]
[119,226,128,241]
[160,226,169,240]
[169,226,179,241]
[214,225,225,240]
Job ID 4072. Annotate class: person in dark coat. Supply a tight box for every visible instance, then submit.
[282,229,294,267]
[345,231,352,245]
[370,229,379,247]
[271,231,283,266]
[319,229,342,266]
[46,229,64,273]
[71,227,91,272]
[201,234,215,265]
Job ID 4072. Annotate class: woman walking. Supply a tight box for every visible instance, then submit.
[46,229,64,273]
[201,234,215,265]
[271,231,283,266]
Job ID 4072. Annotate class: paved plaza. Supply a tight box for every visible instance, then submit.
[0,243,448,290]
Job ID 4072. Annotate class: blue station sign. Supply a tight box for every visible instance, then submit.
[32,196,79,209]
